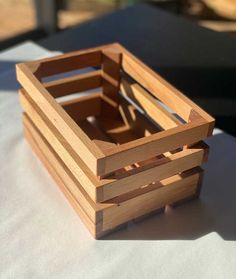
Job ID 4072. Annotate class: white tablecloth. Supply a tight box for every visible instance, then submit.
[0,42,236,279]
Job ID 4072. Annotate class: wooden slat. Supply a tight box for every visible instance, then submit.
[59,93,102,122]
[23,114,202,238]
[47,93,208,201]
[27,50,101,78]
[23,116,102,217]
[16,64,104,175]
[23,43,118,78]
[101,118,210,175]
[120,78,181,130]
[102,168,201,231]
[97,115,140,144]
[58,92,117,152]
[121,51,191,121]
[21,86,155,203]
[115,43,214,134]
[79,119,116,152]
[118,96,160,138]
[16,43,214,176]
[44,70,102,98]
[23,118,103,238]
[100,135,207,201]
[20,89,207,202]
[185,140,209,163]
[102,48,122,103]
[19,89,101,201]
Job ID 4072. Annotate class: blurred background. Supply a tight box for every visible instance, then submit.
[1,0,236,48]
[1,0,236,136]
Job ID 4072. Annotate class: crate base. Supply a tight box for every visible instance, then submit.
[23,114,203,239]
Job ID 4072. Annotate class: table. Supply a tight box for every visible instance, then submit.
[0,42,236,278]
[40,3,236,135]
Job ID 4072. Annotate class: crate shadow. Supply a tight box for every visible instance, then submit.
[101,131,236,241]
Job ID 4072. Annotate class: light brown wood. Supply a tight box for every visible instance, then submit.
[20,88,207,203]
[101,118,210,175]
[16,64,105,175]
[114,43,215,134]
[118,96,159,138]
[101,146,205,201]
[44,70,102,98]
[16,43,214,176]
[23,113,202,238]
[59,92,102,122]
[17,43,214,238]
[102,48,122,104]
[120,77,181,129]
[24,43,118,78]
[102,168,201,231]
[23,119,102,238]
[19,89,101,201]
[79,119,116,152]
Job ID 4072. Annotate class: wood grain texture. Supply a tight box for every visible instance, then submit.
[23,113,202,238]
[20,89,207,203]
[102,168,202,231]
[16,64,105,175]
[24,43,118,78]
[17,43,214,238]
[101,119,210,175]
[79,119,116,152]
[17,43,214,177]
[114,43,215,134]
[120,77,181,129]
[118,96,159,138]
[19,89,101,201]
[44,70,102,98]
[102,48,122,102]
[100,144,206,201]
[59,92,102,122]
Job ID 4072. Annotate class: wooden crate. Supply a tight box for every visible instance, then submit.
[16,43,214,238]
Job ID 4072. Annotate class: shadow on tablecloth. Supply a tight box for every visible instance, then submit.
[102,132,236,241]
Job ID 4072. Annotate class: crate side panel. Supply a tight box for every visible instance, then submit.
[19,90,100,202]
[102,170,201,231]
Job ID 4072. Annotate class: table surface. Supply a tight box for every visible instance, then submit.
[0,42,236,279]
[40,3,236,104]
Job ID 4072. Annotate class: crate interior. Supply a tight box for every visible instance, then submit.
[55,87,188,179]
[42,72,162,145]
[45,80,182,146]
[38,60,190,178]
[59,92,161,145]
[37,48,191,175]
[36,46,189,150]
